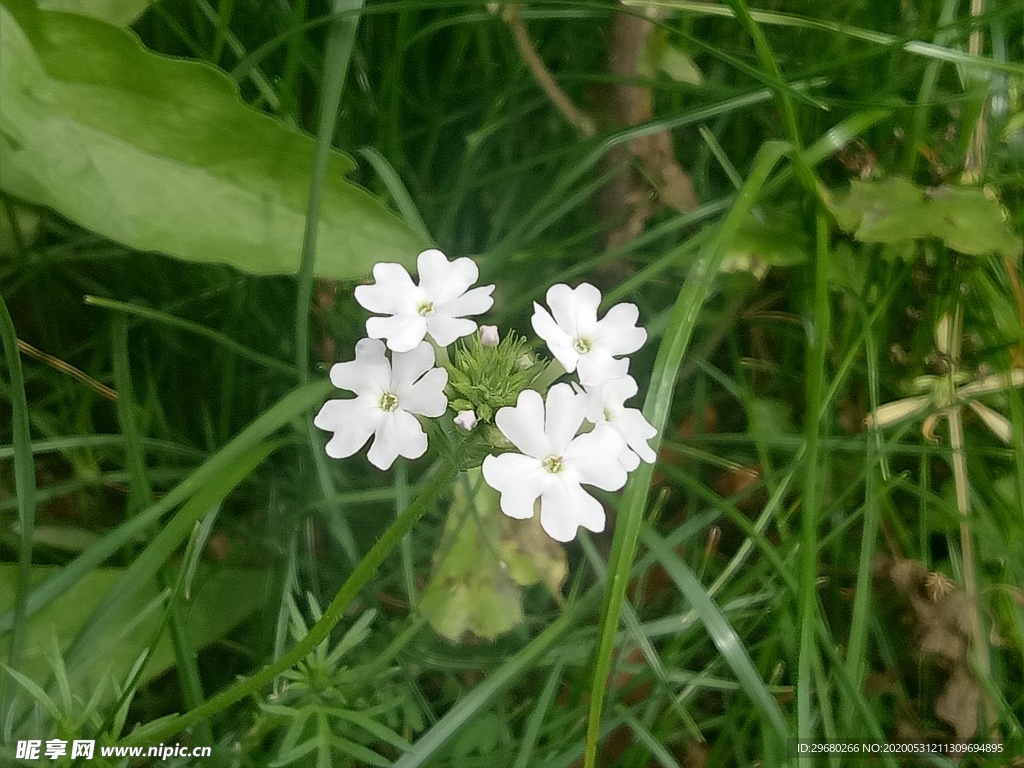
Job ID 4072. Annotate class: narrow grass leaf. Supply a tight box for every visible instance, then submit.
[0,290,36,714]
[122,454,463,746]
[391,587,603,768]
[583,139,790,768]
[641,528,789,743]
[65,438,281,673]
[0,380,330,634]
[85,295,296,376]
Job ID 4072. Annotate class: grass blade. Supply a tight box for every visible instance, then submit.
[0,292,36,726]
[641,528,789,743]
[583,139,790,767]
[0,381,330,634]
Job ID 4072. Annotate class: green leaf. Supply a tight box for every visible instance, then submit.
[721,206,810,276]
[640,528,790,744]
[827,177,1022,258]
[0,563,270,708]
[420,465,566,642]
[0,0,429,278]
[644,27,703,85]
[38,0,152,26]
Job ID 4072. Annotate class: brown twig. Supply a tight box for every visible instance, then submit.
[503,4,596,138]
[600,6,698,249]
[502,2,700,251]
[17,338,118,400]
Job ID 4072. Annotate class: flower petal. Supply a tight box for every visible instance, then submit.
[390,341,436,390]
[366,313,428,353]
[544,383,587,453]
[495,389,550,457]
[425,315,479,347]
[401,367,448,417]
[539,476,605,542]
[439,284,495,319]
[367,410,427,469]
[592,302,647,357]
[483,453,546,519]
[603,374,639,404]
[615,408,658,463]
[314,398,380,459]
[583,376,639,423]
[576,348,629,387]
[532,302,578,373]
[355,263,419,314]
[618,447,641,472]
[328,338,390,395]
[957,369,1024,398]
[417,250,479,304]
[547,283,601,338]
[563,425,627,491]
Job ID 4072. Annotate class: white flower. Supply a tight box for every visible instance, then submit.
[314,339,448,470]
[354,249,494,353]
[482,384,627,542]
[454,410,478,431]
[479,325,500,347]
[580,376,657,471]
[531,283,646,386]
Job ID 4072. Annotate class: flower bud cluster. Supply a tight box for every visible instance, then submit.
[314,249,657,541]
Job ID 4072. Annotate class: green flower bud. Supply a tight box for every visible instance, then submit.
[444,330,547,424]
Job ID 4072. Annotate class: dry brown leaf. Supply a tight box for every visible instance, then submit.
[935,664,980,742]
[873,554,982,743]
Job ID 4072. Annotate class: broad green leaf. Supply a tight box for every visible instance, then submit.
[38,0,152,26]
[0,0,428,278]
[0,563,269,706]
[499,513,566,601]
[827,177,1022,258]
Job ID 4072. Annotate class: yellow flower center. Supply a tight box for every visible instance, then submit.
[573,337,592,354]
[542,455,564,474]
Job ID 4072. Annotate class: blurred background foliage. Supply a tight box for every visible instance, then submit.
[1,0,1024,765]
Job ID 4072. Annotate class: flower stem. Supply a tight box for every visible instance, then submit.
[945,306,996,731]
[119,455,460,746]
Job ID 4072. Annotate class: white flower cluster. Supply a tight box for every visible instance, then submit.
[314,249,657,542]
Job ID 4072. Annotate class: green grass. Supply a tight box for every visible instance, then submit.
[2,0,1023,766]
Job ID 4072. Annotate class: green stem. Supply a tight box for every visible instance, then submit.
[119,456,460,746]
[295,0,364,568]
[0,291,35,722]
[294,0,362,382]
[796,209,832,742]
[722,0,818,195]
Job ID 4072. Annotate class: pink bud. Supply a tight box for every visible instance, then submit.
[479,325,500,347]
[454,410,478,430]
